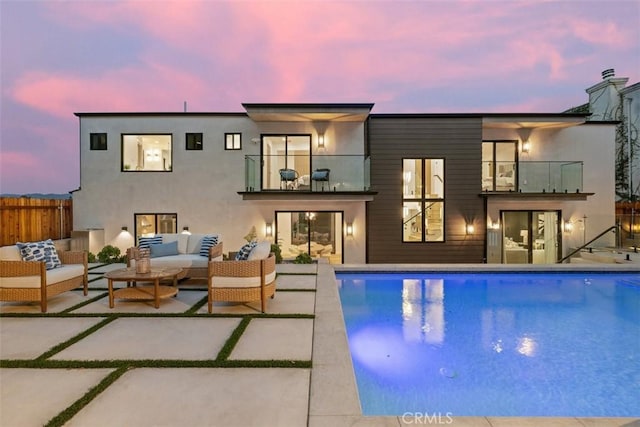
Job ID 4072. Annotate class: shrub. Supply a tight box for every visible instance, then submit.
[293,252,313,264]
[96,245,126,264]
[87,252,97,263]
[270,244,283,264]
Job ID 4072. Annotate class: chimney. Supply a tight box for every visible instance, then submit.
[602,68,615,80]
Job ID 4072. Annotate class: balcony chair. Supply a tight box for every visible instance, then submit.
[311,168,330,191]
[279,168,299,190]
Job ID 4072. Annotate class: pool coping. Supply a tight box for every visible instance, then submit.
[309,263,640,426]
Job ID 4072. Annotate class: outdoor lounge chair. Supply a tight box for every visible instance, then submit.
[279,168,299,190]
[207,252,276,313]
[311,168,330,191]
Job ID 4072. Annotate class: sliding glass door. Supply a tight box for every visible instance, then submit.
[262,135,311,190]
[502,211,560,264]
[276,211,343,263]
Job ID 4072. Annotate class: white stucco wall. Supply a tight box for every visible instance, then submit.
[483,121,617,260]
[73,114,368,262]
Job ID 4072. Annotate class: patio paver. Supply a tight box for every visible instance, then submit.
[50,318,241,361]
[0,317,106,359]
[65,368,310,427]
[0,368,114,427]
[229,318,314,361]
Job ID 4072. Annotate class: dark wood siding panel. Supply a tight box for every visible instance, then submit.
[367,116,485,263]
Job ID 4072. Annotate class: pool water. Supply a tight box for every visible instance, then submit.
[337,272,640,417]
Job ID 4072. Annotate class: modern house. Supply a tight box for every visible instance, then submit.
[72,90,620,265]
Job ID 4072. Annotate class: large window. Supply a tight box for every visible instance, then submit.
[402,158,444,242]
[134,213,177,243]
[482,141,517,191]
[122,134,172,171]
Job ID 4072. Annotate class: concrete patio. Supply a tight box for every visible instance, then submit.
[1,262,638,427]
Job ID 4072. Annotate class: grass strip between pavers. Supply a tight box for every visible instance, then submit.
[44,366,128,427]
[1,359,311,369]
[60,292,110,314]
[0,312,314,319]
[35,317,117,361]
[216,316,251,361]
[184,294,208,314]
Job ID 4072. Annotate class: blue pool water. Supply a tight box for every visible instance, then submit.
[336,272,640,417]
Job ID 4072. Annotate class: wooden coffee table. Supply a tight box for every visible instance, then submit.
[105,268,183,308]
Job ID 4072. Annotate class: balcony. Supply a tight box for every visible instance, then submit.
[482,161,591,199]
[240,155,375,200]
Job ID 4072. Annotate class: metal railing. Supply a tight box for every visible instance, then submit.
[558,225,619,263]
[244,154,371,192]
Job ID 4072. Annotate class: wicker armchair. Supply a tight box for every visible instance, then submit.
[0,250,88,312]
[207,253,276,313]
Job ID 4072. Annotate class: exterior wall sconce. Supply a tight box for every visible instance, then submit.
[522,140,531,154]
[466,223,475,235]
[121,226,128,231]
[265,223,273,237]
[318,134,325,149]
[489,221,500,230]
[346,223,354,236]
[182,226,191,235]
[564,221,573,233]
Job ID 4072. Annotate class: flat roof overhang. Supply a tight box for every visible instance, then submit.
[482,113,588,130]
[480,191,594,201]
[241,103,374,122]
[238,191,377,201]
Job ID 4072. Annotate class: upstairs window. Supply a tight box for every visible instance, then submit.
[225,133,241,150]
[402,158,445,242]
[482,141,517,191]
[90,133,107,150]
[186,133,203,150]
[122,134,172,172]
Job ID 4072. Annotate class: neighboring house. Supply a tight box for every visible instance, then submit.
[73,100,617,264]
[571,69,640,202]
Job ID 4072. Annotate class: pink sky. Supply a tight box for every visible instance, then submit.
[1,0,639,194]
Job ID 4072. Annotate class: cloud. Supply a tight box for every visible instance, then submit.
[1,0,639,194]
[11,61,211,117]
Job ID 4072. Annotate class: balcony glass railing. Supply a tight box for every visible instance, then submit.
[244,155,371,192]
[482,161,583,193]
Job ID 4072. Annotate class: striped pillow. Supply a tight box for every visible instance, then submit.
[235,241,257,261]
[199,235,219,257]
[138,236,162,249]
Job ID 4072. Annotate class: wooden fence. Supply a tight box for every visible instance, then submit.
[0,197,73,246]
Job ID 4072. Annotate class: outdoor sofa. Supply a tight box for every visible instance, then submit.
[127,233,223,280]
[0,241,88,312]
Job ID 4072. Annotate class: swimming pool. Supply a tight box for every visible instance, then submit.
[337,272,640,417]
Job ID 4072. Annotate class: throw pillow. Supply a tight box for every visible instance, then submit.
[17,239,62,270]
[199,235,219,257]
[150,241,179,258]
[138,236,162,249]
[235,240,257,261]
[247,240,271,260]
